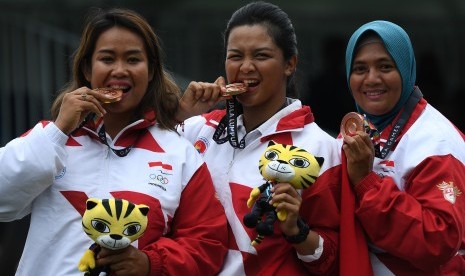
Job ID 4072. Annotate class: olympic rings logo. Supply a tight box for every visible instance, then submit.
[149,173,169,184]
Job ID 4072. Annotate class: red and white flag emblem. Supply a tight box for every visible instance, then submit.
[437,181,461,204]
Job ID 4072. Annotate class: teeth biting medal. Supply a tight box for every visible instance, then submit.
[223,83,248,96]
[93,87,124,103]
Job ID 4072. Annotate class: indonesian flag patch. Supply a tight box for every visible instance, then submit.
[437,181,462,204]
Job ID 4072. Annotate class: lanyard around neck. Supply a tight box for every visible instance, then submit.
[98,125,133,157]
[212,98,290,149]
[376,87,423,159]
[213,98,245,149]
[74,113,140,157]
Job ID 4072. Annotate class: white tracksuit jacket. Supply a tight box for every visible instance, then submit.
[339,99,465,275]
[179,99,342,275]
[0,114,228,276]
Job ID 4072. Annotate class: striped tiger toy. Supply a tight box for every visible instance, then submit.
[243,141,324,246]
[78,198,149,275]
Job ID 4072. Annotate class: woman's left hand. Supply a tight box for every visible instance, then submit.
[270,183,320,255]
[96,246,149,276]
[270,183,301,236]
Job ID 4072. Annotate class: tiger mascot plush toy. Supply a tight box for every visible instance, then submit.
[78,198,149,276]
[243,141,324,246]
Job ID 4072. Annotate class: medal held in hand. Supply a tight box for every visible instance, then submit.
[340,112,365,139]
[341,112,381,158]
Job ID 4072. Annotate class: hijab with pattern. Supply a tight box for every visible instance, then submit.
[345,20,416,131]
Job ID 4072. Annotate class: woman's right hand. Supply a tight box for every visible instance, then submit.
[54,87,108,135]
[176,76,228,122]
[342,130,375,187]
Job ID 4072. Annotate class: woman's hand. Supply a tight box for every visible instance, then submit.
[54,87,108,135]
[176,76,228,122]
[270,183,320,255]
[96,246,150,276]
[342,130,375,187]
[270,183,302,236]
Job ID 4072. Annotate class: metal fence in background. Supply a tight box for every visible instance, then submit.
[0,14,79,275]
[0,13,79,145]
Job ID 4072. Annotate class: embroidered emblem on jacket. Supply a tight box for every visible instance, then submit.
[194,137,209,154]
[374,159,395,178]
[148,161,172,191]
[379,160,395,173]
[55,167,67,180]
[437,181,462,204]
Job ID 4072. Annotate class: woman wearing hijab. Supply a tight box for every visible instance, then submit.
[340,20,465,275]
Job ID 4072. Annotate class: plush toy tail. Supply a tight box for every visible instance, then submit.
[251,234,265,247]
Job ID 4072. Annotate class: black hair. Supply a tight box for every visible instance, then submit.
[51,8,180,130]
[223,1,298,96]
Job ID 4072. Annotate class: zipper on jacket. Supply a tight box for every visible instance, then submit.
[228,148,236,173]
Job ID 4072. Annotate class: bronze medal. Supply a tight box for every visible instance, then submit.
[341,112,364,138]
[93,87,123,103]
[223,83,247,96]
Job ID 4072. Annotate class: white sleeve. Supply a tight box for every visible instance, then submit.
[297,235,324,262]
[0,122,68,221]
[176,115,207,144]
